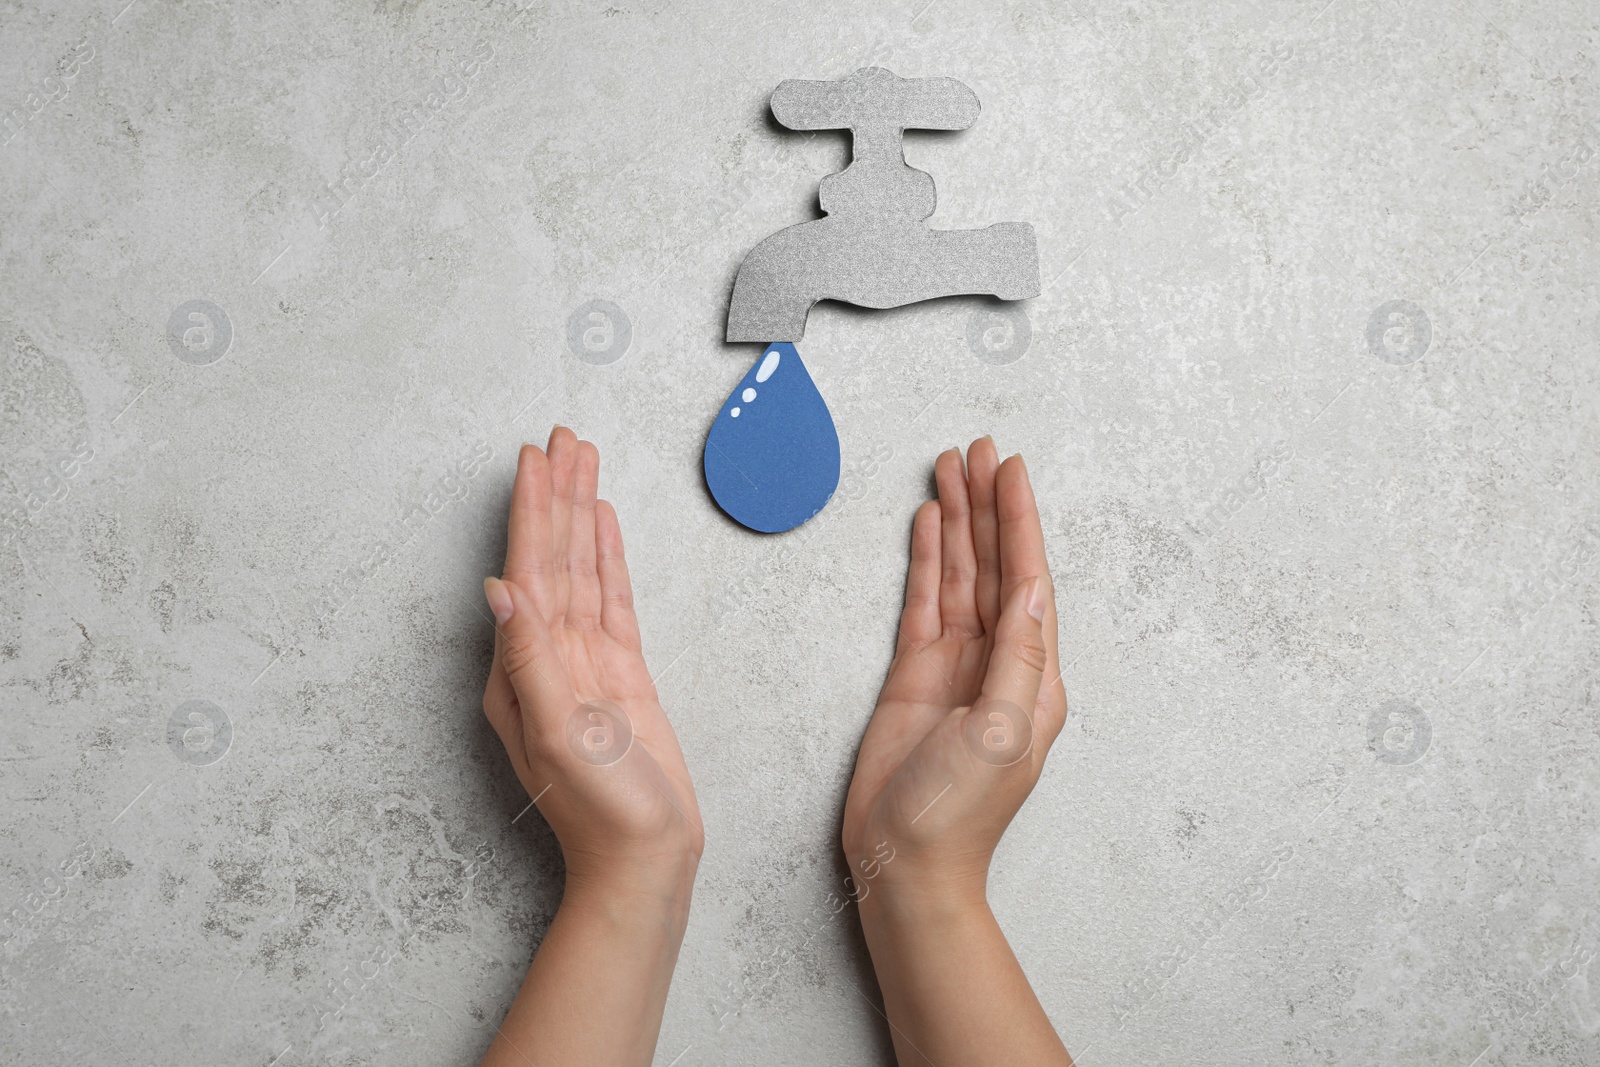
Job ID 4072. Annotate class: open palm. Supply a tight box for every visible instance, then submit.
[482,429,702,875]
[843,437,1067,883]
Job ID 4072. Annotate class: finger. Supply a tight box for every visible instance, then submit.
[546,426,579,620]
[934,448,982,638]
[995,455,1050,624]
[995,455,1068,744]
[481,652,521,752]
[1036,609,1069,753]
[975,576,1048,739]
[899,500,942,648]
[566,440,602,630]
[504,443,557,616]
[596,500,643,651]
[485,576,575,733]
[967,436,1002,634]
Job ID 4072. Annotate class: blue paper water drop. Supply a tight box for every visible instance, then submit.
[704,342,840,533]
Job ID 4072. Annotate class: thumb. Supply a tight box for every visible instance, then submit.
[971,576,1049,749]
[484,576,574,723]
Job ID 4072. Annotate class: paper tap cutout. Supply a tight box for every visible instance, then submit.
[725,67,1040,342]
[708,68,1039,534]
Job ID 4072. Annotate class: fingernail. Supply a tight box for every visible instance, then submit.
[484,577,514,624]
[1025,577,1047,622]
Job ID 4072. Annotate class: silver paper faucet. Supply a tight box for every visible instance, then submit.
[725,67,1039,343]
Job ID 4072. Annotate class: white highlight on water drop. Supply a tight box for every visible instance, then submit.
[731,407,740,417]
[742,388,757,403]
[756,349,781,383]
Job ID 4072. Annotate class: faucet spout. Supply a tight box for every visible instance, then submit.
[727,217,1038,342]
[724,68,1039,343]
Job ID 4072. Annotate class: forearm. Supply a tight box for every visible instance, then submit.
[481,861,695,1067]
[858,883,1072,1067]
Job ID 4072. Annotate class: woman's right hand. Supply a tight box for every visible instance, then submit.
[840,437,1074,1067]
[841,436,1068,903]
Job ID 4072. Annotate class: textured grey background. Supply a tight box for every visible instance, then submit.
[2,0,1599,1065]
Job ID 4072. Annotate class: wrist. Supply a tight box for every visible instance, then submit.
[856,878,992,964]
[853,858,989,930]
[562,849,698,930]
[846,836,990,907]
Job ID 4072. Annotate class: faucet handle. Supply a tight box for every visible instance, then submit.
[771,67,979,142]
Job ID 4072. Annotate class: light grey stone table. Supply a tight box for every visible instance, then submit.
[2,1,1598,1064]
